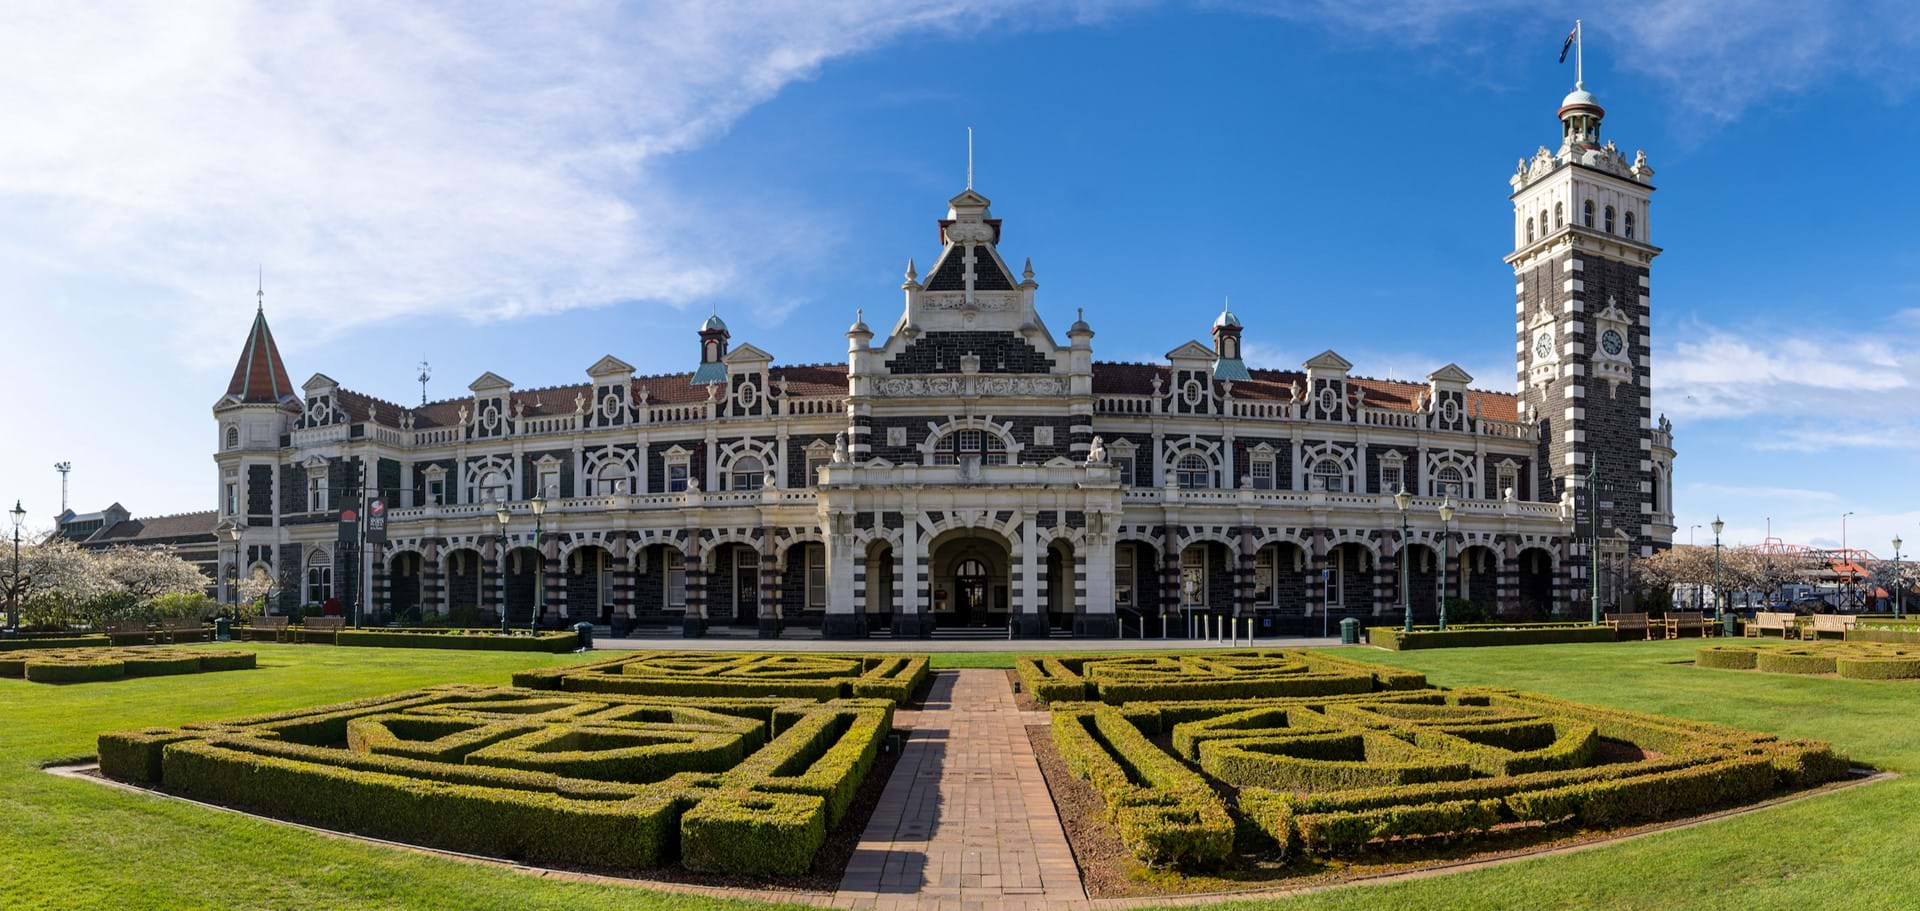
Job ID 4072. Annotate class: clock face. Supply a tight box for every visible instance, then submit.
[1600,329,1626,357]
[1534,331,1554,360]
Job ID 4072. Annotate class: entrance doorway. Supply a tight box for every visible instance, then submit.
[734,548,760,626]
[954,558,990,626]
[928,529,1010,629]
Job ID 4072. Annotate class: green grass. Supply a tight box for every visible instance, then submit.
[4,640,1916,909]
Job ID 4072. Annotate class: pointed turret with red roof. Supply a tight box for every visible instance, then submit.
[222,296,297,407]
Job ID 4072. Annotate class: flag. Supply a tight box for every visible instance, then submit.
[1559,25,1577,63]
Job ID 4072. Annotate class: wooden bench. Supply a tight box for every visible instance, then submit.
[1806,614,1857,640]
[1663,611,1712,638]
[1747,611,1799,639]
[297,616,346,643]
[103,619,154,644]
[1606,612,1653,640]
[157,618,207,643]
[248,616,290,642]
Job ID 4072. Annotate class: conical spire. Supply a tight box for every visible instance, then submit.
[225,302,295,405]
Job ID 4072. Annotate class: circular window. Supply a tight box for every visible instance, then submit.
[1441,398,1460,423]
[1600,329,1626,357]
[601,393,622,418]
[1534,331,1554,360]
[1182,380,1204,406]
[737,383,758,407]
[1318,387,1338,412]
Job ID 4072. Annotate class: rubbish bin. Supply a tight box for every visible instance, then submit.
[1723,613,1739,638]
[214,616,231,643]
[572,621,594,651]
[1339,617,1360,645]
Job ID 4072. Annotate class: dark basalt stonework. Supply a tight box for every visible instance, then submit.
[885,331,1055,375]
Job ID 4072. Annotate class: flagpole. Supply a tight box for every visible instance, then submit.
[1575,19,1583,88]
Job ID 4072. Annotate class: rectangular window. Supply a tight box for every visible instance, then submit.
[1255,548,1275,605]
[1113,456,1135,487]
[307,476,325,512]
[806,457,828,488]
[1497,467,1518,500]
[1329,551,1344,607]
[806,544,826,609]
[225,483,237,516]
[1180,548,1207,607]
[427,479,444,506]
[1251,459,1274,490]
[665,551,687,608]
[306,565,332,604]
[667,463,689,493]
[1115,547,1135,608]
[1381,464,1404,496]
[540,469,562,498]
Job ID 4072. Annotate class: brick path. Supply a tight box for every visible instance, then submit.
[834,669,1084,910]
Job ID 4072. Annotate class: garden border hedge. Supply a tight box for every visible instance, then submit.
[1697,642,1920,680]
[1015,650,1425,704]
[514,652,930,706]
[1366,623,1616,650]
[1,646,255,684]
[97,683,894,876]
[332,629,580,653]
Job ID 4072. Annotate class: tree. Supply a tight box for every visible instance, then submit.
[97,546,209,613]
[235,569,277,619]
[8,539,115,629]
[1868,559,1920,612]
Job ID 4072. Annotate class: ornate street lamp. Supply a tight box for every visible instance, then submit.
[1438,497,1456,632]
[8,500,25,634]
[529,495,547,634]
[1894,535,1905,620]
[220,521,243,612]
[1711,516,1725,626]
[1395,486,1414,634]
[495,505,512,634]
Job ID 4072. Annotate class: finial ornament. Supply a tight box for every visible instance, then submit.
[256,265,264,313]
[1022,257,1033,280]
[906,258,917,281]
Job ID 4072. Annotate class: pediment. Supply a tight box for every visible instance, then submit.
[468,371,513,392]
[585,355,634,378]
[302,373,339,394]
[301,455,329,471]
[1304,350,1353,372]
[724,343,774,365]
[1427,363,1474,385]
[1165,340,1217,362]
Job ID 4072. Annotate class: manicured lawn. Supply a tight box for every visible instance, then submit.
[3,639,1915,909]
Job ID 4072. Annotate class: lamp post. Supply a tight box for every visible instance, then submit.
[495,505,512,634]
[221,521,243,613]
[1711,516,1725,627]
[1438,497,1456,632]
[1183,576,1199,640]
[1396,487,1414,634]
[8,500,25,634]
[1894,535,1905,620]
[1842,511,1855,609]
[529,495,547,634]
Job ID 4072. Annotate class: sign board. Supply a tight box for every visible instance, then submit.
[365,498,388,544]
[336,497,360,545]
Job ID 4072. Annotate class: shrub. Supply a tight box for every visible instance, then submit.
[333,629,578,653]
[517,652,930,706]
[1015,650,1424,705]
[1368,623,1616,650]
[0,635,109,652]
[1,646,255,684]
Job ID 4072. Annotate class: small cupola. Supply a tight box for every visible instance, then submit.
[693,311,730,385]
[1558,86,1604,150]
[1210,300,1249,381]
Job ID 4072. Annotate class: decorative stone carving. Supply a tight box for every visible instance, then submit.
[1086,435,1108,465]
[832,432,850,464]
[872,375,1063,398]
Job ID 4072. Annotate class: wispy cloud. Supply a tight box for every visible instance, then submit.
[0,2,1128,365]
[1686,483,1838,504]
[1230,0,1920,122]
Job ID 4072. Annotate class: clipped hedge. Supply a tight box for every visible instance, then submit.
[0,635,110,652]
[1015,650,1425,705]
[2,646,255,684]
[1698,642,1920,680]
[1367,623,1617,650]
[334,629,579,653]
[98,683,896,876]
[1039,669,1849,868]
[516,652,929,706]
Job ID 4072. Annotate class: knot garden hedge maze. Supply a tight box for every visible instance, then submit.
[1016,650,1427,704]
[513,651,930,704]
[1698,643,1920,680]
[2,646,255,684]
[1029,651,1848,869]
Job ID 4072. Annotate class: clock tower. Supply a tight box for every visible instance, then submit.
[1507,74,1676,571]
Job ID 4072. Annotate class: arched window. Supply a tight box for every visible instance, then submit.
[1435,466,1465,499]
[305,550,333,605]
[1175,453,1212,490]
[933,429,1008,466]
[1583,200,1594,228]
[595,465,628,496]
[1538,210,1548,234]
[479,470,509,503]
[224,425,239,450]
[1311,459,1346,493]
[1526,217,1535,243]
[730,455,764,491]
[1604,205,1616,234]
[1623,210,1636,240]
[1554,201,1564,227]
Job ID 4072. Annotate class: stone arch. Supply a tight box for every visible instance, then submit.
[564,543,615,622]
[387,550,423,622]
[1326,540,1374,611]
[1517,545,1556,615]
[918,416,1024,465]
[443,546,485,618]
[926,526,1015,629]
[1456,543,1500,608]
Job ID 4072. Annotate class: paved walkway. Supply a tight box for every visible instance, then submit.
[834,669,1083,910]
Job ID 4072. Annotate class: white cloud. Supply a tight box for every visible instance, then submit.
[1658,314,1920,439]
[0,1,1129,366]
[1234,0,1920,122]
[1685,483,1838,504]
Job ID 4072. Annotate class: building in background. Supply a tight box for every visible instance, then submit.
[52,504,219,593]
[208,78,1675,637]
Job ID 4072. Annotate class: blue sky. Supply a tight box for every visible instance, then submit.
[3,2,1918,556]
